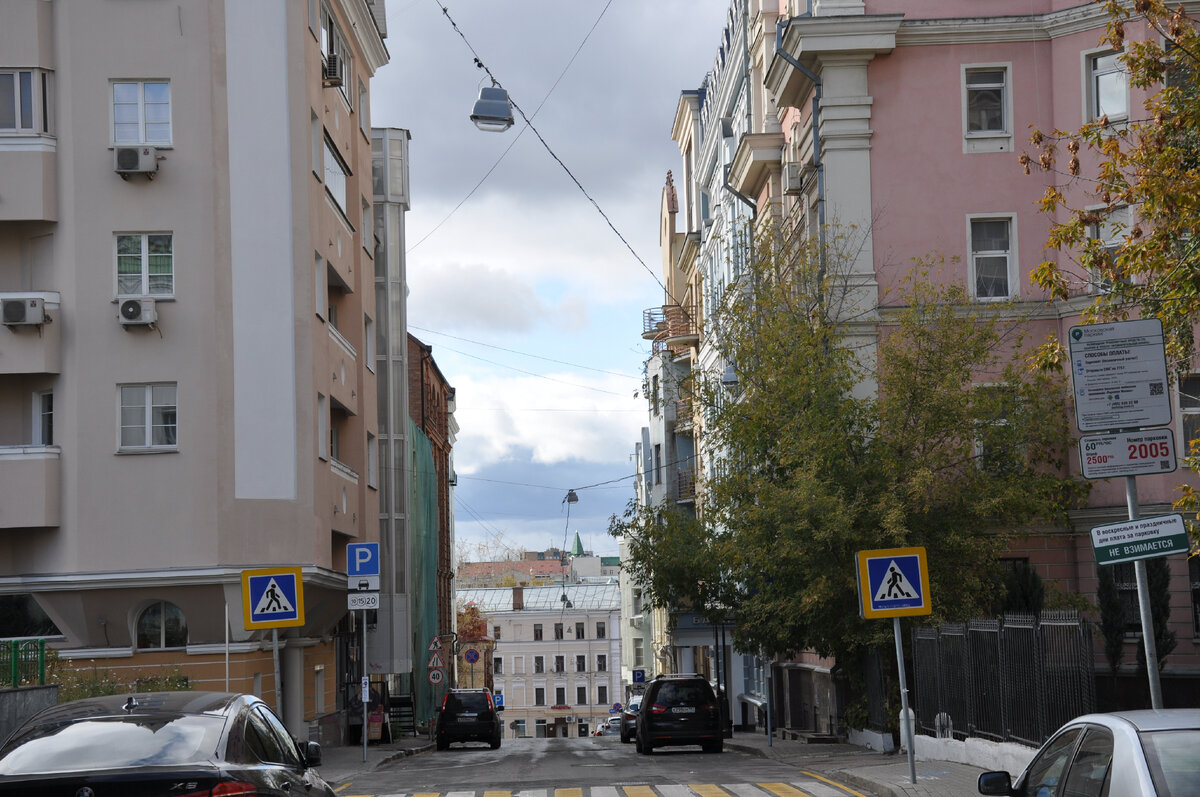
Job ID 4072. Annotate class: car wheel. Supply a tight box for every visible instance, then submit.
[490,734,501,750]
[703,739,723,753]
[620,729,631,743]
[436,737,449,751]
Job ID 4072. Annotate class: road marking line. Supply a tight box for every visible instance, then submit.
[591,787,622,797]
[555,789,583,797]
[690,785,731,797]
[757,783,814,797]
[723,784,772,797]
[799,772,870,797]
[622,787,659,797]
[484,791,512,797]
[655,786,694,797]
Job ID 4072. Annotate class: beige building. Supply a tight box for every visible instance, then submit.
[0,0,389,740]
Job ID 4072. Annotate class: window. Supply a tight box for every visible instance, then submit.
[1190,556,1199,637]
[323,139,349,215]
[596,621,606,639]
[1087,205,1132,293]
[634,640,645,668]
[969,217,1015,299]
[1,69,51,133]
[366,432,378,488]
[112,81,171,145]
[633,590,643,615]
[534,656,544,674]
[1088,50,1128,122]
[1024,728,1084,797]
[513,719,526,737]
[533,623,543,641]
[575,621,585,638]
[575,655,586,673]
[654,444,663,484]
[116,233,173,297]
[597,685,608,705]
[1179,376,1200,457]
[974,384,1021,475]
[597,654,607,672]
[320,3,351,100]
[136,600,187,649]
[962,65,1012,153]
[120,384,177,450]
[534,687,545,706]
[314,252,326,318]
[493,657,503,675]
[1062,728,1114,795]
[554,655,565,674]
[358,78,369,136]
[554,622,564,640]
[311,112,321,177]
[317,393,328,460]
[576,686,587,705]
[555,687,566,706]
[493,625,501,640]
[33,391,53,446]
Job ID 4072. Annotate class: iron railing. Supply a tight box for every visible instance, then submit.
[1,639,47,688]
[912,612,1095,747]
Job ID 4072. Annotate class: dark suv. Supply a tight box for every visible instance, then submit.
[435,688,503,750]
[635,673,722,754]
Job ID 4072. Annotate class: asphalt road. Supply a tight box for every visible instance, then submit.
[337,735,871,797]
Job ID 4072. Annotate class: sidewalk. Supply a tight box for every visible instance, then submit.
[314,730,991,797]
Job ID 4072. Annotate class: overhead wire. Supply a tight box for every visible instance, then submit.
[410,324,640,379]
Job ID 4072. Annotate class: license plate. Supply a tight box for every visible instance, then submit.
[671,706,695,713]
[457,713,477,719]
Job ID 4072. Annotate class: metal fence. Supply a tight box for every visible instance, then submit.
[912,612,1095,747]
[1,639,47,688]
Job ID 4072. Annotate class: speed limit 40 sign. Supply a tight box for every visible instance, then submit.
[428,668,445,685]
[1079,429,1176,480]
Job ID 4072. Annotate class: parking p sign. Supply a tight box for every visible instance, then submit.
[347,542,380,591]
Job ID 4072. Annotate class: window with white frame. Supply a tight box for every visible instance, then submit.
[2,69,52,133]
[323,139,349,215]
[576,686,587,705]
[633,639,645,667]
[493,656,503,675]
[358,78,369,136]
[361,197,372,254]
[33,391,53,446]
[597,654,607,672]
[364,316,375,371]
[963,65,1012,153]
[596,621,606,639]
[597,685,608,705]
[314,252,326,318]
[1178,375,1200,458]
[311,111,321,177]
[117,233,173,297]
[969,216,1015,299]
[136,600,187,649]
[112,81,171,145]
[119,384,177,450]
[320,4,351,100]
[1086,205,1132,293]
[555,687,566,706]
[366,432,378,488]
[317,393,328,460]
[1087,50,1127,122]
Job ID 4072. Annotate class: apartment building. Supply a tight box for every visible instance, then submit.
[0,0,389,740]
[646,0,1200,731]
[458,585,621,738]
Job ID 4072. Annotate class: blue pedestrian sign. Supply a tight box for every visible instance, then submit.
[856,547,931,619]
[242,567,305,629]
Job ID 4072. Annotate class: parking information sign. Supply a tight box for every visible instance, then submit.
[1079,429,1177,480]
[1068,319,1171,432]
[242,567,305,629]
[856,547,931,619]
[1091,513,1190,566]
[347,542,381,592]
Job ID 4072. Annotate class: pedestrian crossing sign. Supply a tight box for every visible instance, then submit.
[856,547,931,619]
[242,567,305,629]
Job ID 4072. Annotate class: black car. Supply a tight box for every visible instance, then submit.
[620,696,641,743]
[435,687,503,750]
[635,673,722,754]
[0,690,334,796]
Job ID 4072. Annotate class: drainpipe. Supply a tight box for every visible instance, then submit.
[776,5,827,295]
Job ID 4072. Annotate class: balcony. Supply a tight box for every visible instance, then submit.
[329,458,360,538]
[0,144,57,222]
[326,324,358,414]
[642,307,666,340]
[0,295,61,375]
[674,398,694,433]
[664,304,699,348]
[0,446,61,528]
[676,467,696,504]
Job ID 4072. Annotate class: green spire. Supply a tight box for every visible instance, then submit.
[570,531,585,557]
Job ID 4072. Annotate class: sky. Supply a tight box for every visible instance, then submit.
[369,1,731,562]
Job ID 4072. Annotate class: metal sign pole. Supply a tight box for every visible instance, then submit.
[272,629,281,716]
[894,616,916,786]
[362,610,369,763]
[1125,475,1163,708]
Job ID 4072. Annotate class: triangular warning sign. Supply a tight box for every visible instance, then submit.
[873,560,918,603]
[253,578,295,615]
[427,652,444,669]
[427,636,443,652]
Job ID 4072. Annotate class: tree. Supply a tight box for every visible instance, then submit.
[613,227,1086,670]
[1025,2,1200,368]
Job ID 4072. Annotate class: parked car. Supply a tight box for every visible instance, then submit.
[620,697,642,743]
[635,673,722,754]
[0,690,334,796]
[978,709,1200,797]
[435,687,503,750]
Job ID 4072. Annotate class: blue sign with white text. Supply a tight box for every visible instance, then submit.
[866,554,925,612]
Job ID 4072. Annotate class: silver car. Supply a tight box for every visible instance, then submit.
[978,709,1200,797]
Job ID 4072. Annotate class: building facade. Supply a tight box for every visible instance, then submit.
[458,585,621,738]
[0,0,389,740]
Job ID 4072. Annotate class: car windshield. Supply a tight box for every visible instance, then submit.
[1140,729,1200,797]
[0,714,225,775]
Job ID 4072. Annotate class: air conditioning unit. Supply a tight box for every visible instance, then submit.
[782,162,805,195]
[564,716,574,723]
[2,297,44,326]
[114,146,158,178]
[119,297,157,326]
[322,53,342,87]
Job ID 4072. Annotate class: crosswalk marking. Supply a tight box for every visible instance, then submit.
[621,787,658,797]
[483,792,511,797]
[590,788,621,797]
[347,781,864,797]
[654,786,695,797]
[722,785,770,797]
[689,785,731,797]
[555,789,583,797]
[757,783,813,797]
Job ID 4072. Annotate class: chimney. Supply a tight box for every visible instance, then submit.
[512,585,524,611]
